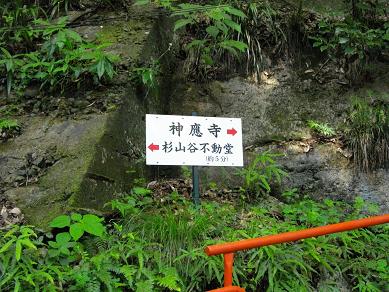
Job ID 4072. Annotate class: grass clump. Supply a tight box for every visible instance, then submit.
[346,95,389,171]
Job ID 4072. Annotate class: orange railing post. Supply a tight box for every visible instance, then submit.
[205,214,389,291]
[224,253,234,287]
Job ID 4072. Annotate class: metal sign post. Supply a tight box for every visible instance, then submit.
[191,112,200,207]
[145,113,244,207]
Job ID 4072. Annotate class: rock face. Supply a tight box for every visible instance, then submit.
[170,66,349,145]
[1,115,110,226]
[170,66,389,213]
[0,6,174,227]
[274,142,389,212]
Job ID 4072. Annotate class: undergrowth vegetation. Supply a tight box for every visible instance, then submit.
[134,0,387,83]
[0,1,119,96]
[1,184,388,291]
[237,151,287,198]
[0,118,20,139]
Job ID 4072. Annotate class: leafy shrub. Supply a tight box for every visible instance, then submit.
[310,17,388,82]
[0,118,19,131]
[132,61,161,93]
[0,1,41,48]
[135,0,248,79]
[0,12,119,95]
[237,151,287,197]
[174,197,388,291]
[0,225,62,291]
[0,118,20,139]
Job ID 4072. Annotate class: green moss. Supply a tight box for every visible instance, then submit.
[27,116,109,226]
[96,19,153,63]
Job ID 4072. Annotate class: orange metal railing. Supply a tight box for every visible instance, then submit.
[205,214,389,292]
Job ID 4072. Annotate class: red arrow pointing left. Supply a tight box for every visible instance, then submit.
[148,143,159,151]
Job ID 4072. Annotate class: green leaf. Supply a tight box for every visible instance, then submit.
[66,29,82,43]
[96,60,105,79]
[186,39,207,49]
[224,19,241,33]
[15,241,22,261]
[338,37,349,44]
[50,215,71,228]
[206,26,219,38]
[14,277,21,292]
[34,72,48,79]
[224,6,246,18]
[174,19,193,31]
[201,54,214,65]
[345,46,356,55]
[48,248,60,257]
[56,232,71,245]
[312,41,322,47]
[59,246,71,255]
[136,280,154,292]
[158,268,181,291]
[220,40,248,52]
[215,21,228,35]
[134,0,150,5]
[319,45,328,52]
[48,241,58,248]
[71,213,82,222]
[20,239,37,250]
[81,214,104,237]
[259,176,271,192]
[133,187,152,196]
[335,27,344,35]
[70,223,84,241]
[0,239,15,253]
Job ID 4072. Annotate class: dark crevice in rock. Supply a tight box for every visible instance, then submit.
[85,173,115,184]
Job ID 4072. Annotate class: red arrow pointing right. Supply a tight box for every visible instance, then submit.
[148,143,160,151]
[227,128,237,136]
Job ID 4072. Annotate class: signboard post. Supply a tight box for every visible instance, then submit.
[191,112,200,207]
[146,114,244,205]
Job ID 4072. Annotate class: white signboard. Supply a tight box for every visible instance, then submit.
[146,114,243,167]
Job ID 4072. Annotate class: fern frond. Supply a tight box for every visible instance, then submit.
[157,267,182,291]
[135,280,154,292]
[86,278,101,292]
